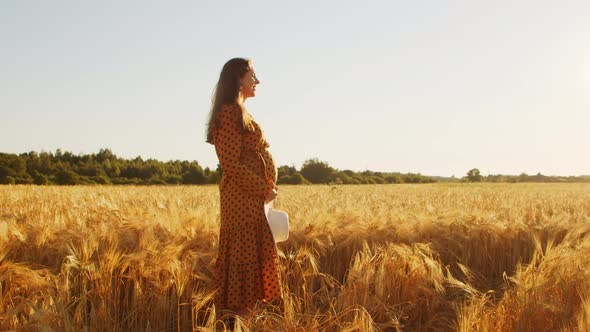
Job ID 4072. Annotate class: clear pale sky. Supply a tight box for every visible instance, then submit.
[1,1,588,177]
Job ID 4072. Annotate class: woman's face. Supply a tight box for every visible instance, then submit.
[239,67,260,99]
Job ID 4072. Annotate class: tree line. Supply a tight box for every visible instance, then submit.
[0,149,435,185]
[0,149,587,185]
[462,168,589,183]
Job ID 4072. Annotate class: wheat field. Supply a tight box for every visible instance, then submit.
[0,183,589,331]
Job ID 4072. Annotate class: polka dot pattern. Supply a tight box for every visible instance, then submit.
[211,103,281,312]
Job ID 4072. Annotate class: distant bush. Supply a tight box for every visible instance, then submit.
[91,175,111,185]
[55,170,80,185]
[33,173,49,185]
[182,165,206,184]
[288,173,309,184]
[301,158,334,184]
[111,177,140,185]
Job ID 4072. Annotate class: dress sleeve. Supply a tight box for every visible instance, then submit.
[213,104,274,198]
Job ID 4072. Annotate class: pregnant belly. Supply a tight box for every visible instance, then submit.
[240,151,265,177]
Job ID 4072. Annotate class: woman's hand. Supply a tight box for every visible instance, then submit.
[265,186,278,204]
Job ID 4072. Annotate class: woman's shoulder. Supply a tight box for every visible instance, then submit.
[220,102,239,112]
[220,102,237,111]
[218,103,241,122]
[219,103,240,118]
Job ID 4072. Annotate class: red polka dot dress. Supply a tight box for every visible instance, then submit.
[211,103,282,313]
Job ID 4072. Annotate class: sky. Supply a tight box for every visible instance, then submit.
[1,1,589,177]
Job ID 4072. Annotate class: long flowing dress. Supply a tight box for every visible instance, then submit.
[211,102,281,312]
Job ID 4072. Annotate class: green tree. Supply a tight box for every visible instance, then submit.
[182,164,206,184]
[0,153,28,184]
[300,158,334,184]
[0,166,16,184]
[95,148,116,163]
[466,168,482,182]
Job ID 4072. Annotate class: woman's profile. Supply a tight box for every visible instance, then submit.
[206,58,282,321]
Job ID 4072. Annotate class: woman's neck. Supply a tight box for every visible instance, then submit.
[237,92,249,105]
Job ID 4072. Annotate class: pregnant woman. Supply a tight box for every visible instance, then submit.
[206,58,282,320]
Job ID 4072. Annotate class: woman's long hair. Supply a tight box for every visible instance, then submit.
[206,58,255,144]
